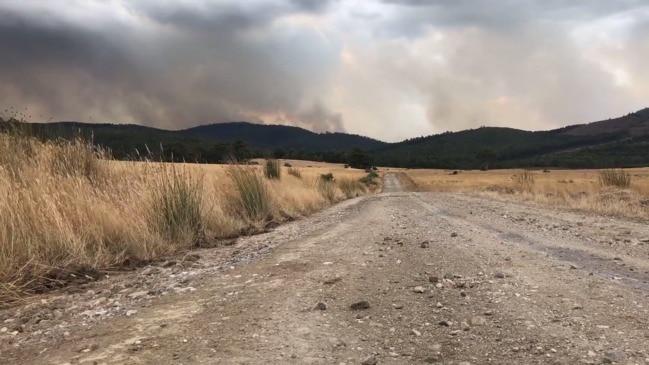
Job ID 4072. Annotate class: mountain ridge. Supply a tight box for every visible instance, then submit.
[1,107,648,169]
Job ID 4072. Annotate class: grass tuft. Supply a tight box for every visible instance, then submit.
[264,159,281,180]
[599,169,631,188]
[287,167,302,179]
[513,170,535,192]
[317,173,337,202]
[152,165,204,245]
[228,165,272,221]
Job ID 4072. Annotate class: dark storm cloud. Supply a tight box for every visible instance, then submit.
[0,0,343,131]
[138,0,333,33]
[1,1,648,141]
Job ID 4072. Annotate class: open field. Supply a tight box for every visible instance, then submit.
[0,133,377,304]
[402,168,649,220]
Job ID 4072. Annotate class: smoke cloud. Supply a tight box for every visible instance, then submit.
[1,0,648,141]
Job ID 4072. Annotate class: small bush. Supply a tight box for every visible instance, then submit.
[360,172,379,188]
[152,166,204,244]
[598,169,631,188]
[338,178,366,198]
[287,167,302,179]
[320,173,334,182]
[284,162,292,167]
[264,159,281,180]
[228,165,271,221]
[513,170,535,191]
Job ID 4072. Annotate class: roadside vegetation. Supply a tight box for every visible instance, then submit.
[0,130,374,304]
[401,168,649,220]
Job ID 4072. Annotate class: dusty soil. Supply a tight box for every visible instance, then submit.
[2,174,649,365]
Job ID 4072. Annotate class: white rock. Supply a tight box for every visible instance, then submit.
[413,286,425,293]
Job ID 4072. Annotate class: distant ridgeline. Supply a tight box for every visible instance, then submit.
[2,108,649,169]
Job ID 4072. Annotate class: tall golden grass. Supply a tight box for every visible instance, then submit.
[401,168,649,220]
[0,133,370,304]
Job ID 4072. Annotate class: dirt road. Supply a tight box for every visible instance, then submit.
[2,173,649,364]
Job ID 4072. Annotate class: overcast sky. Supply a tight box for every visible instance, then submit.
[1,1,648,142]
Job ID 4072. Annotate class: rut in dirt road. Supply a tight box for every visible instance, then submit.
[2,175,649,365]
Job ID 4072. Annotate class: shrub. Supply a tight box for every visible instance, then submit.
[152,165,204,244]
[287,167,302,179]
[264,159,281,180]
[320,173,334,182]
[598,169,631,188]
[338,178,367,198]
[284,162,292,167]
[359,171,380,188]
[228,165,271,221]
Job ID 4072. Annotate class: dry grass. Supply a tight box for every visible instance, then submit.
[513,170,535,192]
[401,168,649,220]
[338,178,367,198]
[287,167,302,179]
[0,135,371,304]
[598,169,631,188]
[264,159,281,180]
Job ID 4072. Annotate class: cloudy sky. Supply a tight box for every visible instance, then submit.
[1,1,648,142]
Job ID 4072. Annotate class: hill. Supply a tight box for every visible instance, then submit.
[1,107,648,169]
[0,120,387,163]
[180,122,386,152]
[561,108,649,137]
[373,108,649,169]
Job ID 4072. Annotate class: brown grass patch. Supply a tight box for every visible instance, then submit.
[400,167,649,220]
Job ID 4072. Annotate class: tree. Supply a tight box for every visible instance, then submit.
[272,147,286,159]
[476,148,497,170]
[348,148,372,169]
[231,140,249,161]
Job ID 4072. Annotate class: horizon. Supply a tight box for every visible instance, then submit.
[5,104,644,145]
[2,1,649,142]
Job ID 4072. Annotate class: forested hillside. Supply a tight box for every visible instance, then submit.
[2,107,648,169]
